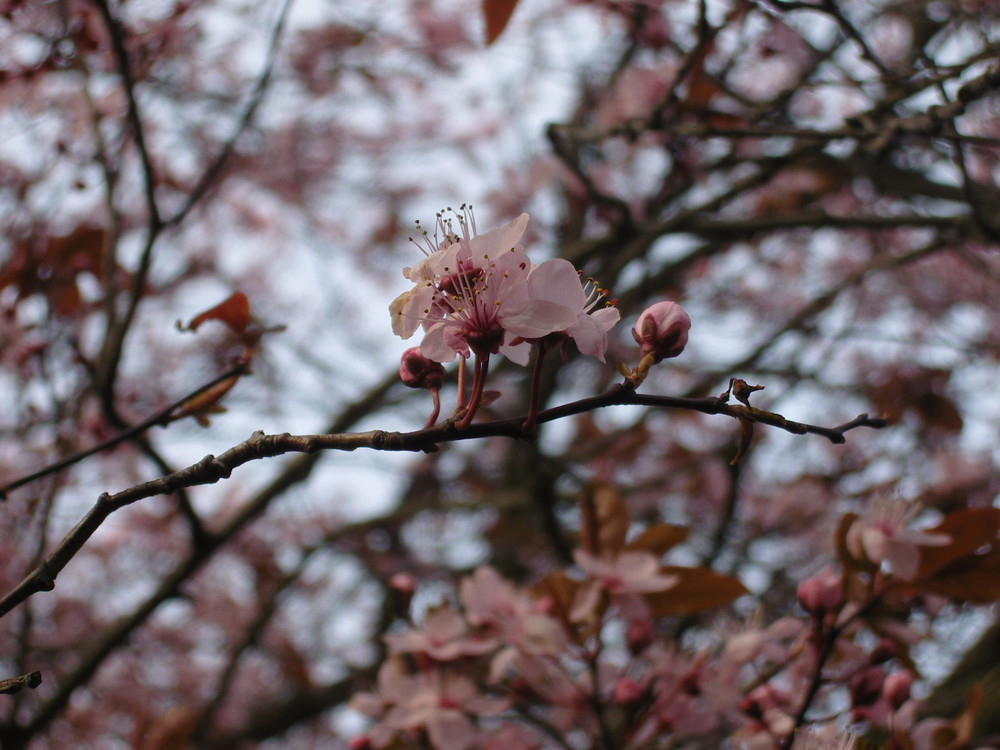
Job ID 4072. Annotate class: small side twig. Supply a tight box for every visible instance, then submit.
[0,362,250,500]
[0,672,41,696]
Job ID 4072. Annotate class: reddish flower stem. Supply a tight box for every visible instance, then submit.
[455,356,468,411]
[457,354,490,429]
[423,389,441,429]
[522,343,547,434]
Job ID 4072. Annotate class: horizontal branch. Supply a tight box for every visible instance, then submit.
[0,383,886,620]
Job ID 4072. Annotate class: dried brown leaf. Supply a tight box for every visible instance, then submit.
[482,0,519,45]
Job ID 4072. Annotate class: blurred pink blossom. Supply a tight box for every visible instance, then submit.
[384,607,496,661]
[352,660,508,750]
[846,498,950,581]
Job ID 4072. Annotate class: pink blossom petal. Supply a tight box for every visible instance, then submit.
[525,258,587,307]
[426,712,477,750]
[420,322,462,362]
[469,212,529,258]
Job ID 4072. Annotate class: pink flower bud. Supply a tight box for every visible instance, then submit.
[399,347,445,390]
[796,567,844,616]
[612,677,644,705]
[632,301,691,363]
[389,572,416,596]
[626,617,655,654]
[388,572,416,611]
[883,670,913,710]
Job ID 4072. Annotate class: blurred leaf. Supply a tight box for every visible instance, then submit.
[138,706,197,750]
[918,546,1000,603]
[914,507,1000,580]
[869,368,963,434]
[169,375,240,427]
[643,567,747,617]
[680,45,719,111]
[578,482,629,555]
[0,226,109,316]
[482,0,519,45]
[730,415,754,465]
[533,570,597,640]
[182,291,251,334]
[626,524,689,556]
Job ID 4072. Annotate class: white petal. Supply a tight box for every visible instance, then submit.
[420,323,460,362]
[471,213,529,259]
[566,314,607,361]
[527,258,586,307]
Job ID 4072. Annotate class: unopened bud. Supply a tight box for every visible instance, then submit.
[389,572,416,596]
[399,347,445,390]
[612,677,644,705]
[883,670,913,710]
[631,301,691,363]
[626,617,655,655]
[796,567,844,616]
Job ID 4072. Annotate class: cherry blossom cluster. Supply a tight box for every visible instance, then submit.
[391,209,640,427]
[349,497,997,750]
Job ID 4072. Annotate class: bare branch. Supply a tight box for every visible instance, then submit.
[0,383,885,620]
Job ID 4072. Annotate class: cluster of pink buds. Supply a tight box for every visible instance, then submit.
[391,208,691,426]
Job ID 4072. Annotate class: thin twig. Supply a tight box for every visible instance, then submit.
[165,0,295,228]
[0,672,41,696]
[0,362,250,500]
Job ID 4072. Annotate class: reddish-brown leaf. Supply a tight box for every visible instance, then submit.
[482,0,519,45]
[183,291,251,334]
[1,226,109,316]
[137,706,198,750]
[918,546,1000,603]
[834,512,867,572]
[532,570,597,640]
[169,375,240,427]
[578,482,630,556]
[626,524,689,556]
[730,415,754,465]
[643,567,747,617]
[869,367,963,434]
[914,507,1000,581]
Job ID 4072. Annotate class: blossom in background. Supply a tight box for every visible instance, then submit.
[459,566,566,656]
[845,498,950,581]
[571,549,678,622]
[797,567,845,616]
[384,607,497,661]
[352,659,508,750]
[459,565,566,682]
